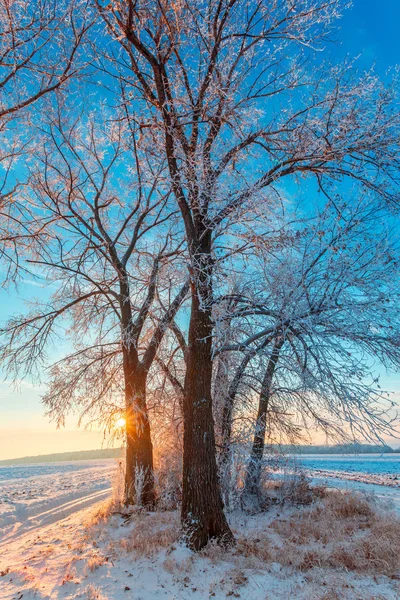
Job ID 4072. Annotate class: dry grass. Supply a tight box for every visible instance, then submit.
[258,476,328,509]
[86,553,108,572]
[61,564,79,586]
[85,584,108,600]
[270,492,400,577]
[199,491,400,580]
[271,492,374,545]
[88,461,126,526]
[87,485,400,584]
[114,511,180,557]
[278,472,315,506]
[234,533,273,563]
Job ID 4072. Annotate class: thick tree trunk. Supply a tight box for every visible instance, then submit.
[243,338,283,498]
[181,238,234,550]
[123,354,155,507]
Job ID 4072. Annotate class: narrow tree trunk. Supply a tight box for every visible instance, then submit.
[218,353,252,496]
[213,351,231,446]
[219,360,247,463]
[123,355,155,507]
[243,338,284,498]
[218,336,274,476]
[212,300,235,445]
[181,238,234,550]
[217,382,236,509]
[218,379,238,503]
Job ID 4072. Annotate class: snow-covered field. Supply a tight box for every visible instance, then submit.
[1,456,400,599]
[299,453,400,488]
[299,453,400,512]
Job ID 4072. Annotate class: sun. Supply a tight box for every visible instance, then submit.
[115,417,126,429]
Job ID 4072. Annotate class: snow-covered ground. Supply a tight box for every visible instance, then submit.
[1,494,399,599]
[1,457,399,599]
[0,460,116,542]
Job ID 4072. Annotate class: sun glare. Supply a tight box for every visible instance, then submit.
[116,417,126,429]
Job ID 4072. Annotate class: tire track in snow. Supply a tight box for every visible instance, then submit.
[0,486,111,546]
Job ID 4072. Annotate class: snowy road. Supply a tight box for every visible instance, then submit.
[0,486,111,546]
[0,459,115,543]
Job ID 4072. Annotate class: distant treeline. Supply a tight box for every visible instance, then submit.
[0,448,123,466]
[279,443,397,455]
[0,443,397,466]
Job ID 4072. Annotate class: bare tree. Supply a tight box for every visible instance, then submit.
[0,105,188,506]
[0,0,93,281]
[211,199,400,501]
[94,0,400,548]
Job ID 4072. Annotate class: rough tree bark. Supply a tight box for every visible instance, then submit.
[118,268,154,506]
[123,358,155,507]
[182,236,234,550]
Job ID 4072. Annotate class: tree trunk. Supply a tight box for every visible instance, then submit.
[218,336,273,478]
[213,351,231,446]
[218,352,252,501]
[218,374,238,504]
[181,237,234,550]
[217,382,236,509]
[243,338,284,498]
[123,354,155,507]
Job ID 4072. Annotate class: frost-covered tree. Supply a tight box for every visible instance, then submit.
[0,0,92,281]
[0,0,399,551]
[213,199,400,501]
[0,106,188,506]
[95,0,400,548]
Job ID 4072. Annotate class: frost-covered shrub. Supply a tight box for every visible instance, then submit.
[278,471,314,507]
[154,443,182,511]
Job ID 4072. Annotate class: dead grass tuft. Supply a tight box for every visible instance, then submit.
[85,584,108,600]
[327,515,400,576]
[272,492,375,546]
[116,511,180,556]
[88,461,126,526]
[86,553,107,572]
[325,490,374,518]
[234,533,273,563]
[279,472,315,506]
[261,475,328,509]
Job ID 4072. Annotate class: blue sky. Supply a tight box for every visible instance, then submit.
[1,1,400,459]
[340,0,400,69]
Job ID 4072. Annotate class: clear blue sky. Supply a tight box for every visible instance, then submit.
[1,1,400,459]
[339,0,400,70]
